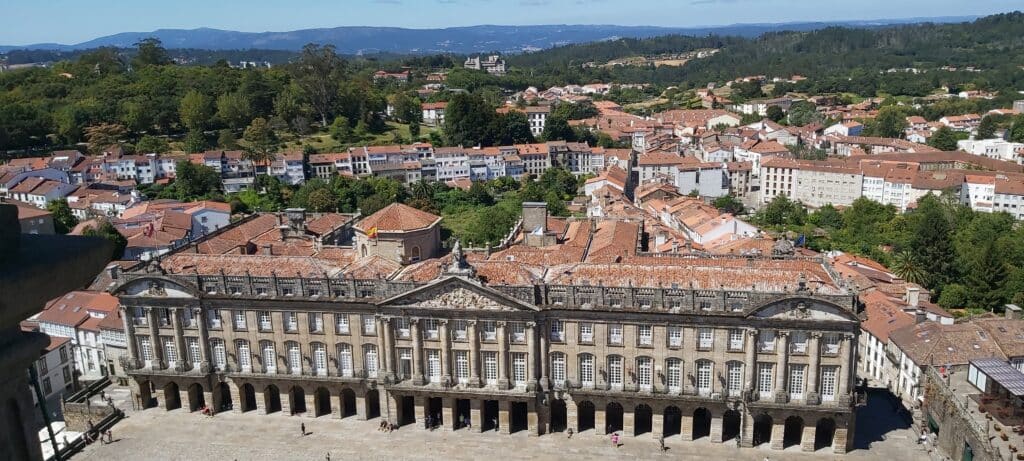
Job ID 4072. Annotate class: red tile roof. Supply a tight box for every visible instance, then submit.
[354,203,440,233]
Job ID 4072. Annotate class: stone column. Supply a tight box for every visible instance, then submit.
[526,322,537,391]
[440,320,451,386]
[801,425,817,451]
[565,399,578,433]
[355,393,368,420]
[498,400,511,434]
[468,320,481,387]
[527,399,539,436]
[470,399,483,433]
[279,388,291,415]
[595,405,607,435]
[376,317,389,380]
[382,317,396,381]
[651,407,664,439]
[806,332,822,405]
[333,391,345,419]
[443,397,457,431]
[834,427,850,454]
[147,307,164,369]
[171,307,187,370]
[623,407,635,436]
[414,395,426,428]
[710,416,723,443]
[231,382,244,414]
[120,305,139,369]
[197,306,211,372]
[538,320,550,390]
[744,329,758,394]
[496,322,510,390]
[774,331,789,403]
[837,334,852,405]
[770,422,785,450]
[680,413,694,441]
[740,413,755,448]
[411,318,424,385]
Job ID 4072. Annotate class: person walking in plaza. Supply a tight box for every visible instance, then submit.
[300,423,306,436]
[659,436,666,452]
[567,428,574,439]
[611,432,620,448]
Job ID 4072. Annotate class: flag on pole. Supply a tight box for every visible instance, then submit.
[367,226,378,239]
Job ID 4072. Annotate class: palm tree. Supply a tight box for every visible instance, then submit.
[890,251,926,285]
[412,180,434,200]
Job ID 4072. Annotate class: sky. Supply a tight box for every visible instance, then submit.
[3,0,1021,45]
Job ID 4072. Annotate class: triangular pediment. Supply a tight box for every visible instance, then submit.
[749,297,858,322]
[380,276,538,311]
[113,276,199,299]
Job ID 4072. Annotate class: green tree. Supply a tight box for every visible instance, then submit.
[976,115,997,140]
[1010,114,1024,143]
[131,38,171,68]
[83,123,127,151]
[489,112,535,145]
[217,129,239,149]
[182,130,208,154]
[329,116,353,142]
[965,240,1009,312]
[756,195,806,227]
[409,121,421,139]
[712,195,745,215]
[46,199,78,234]
[443,93,495,147]
[290,44,345,126]
[889,251,927,285]
[391,93,421,123]
[242,117,277,164]
[870,106,908,139]
[766,105,785,123]
[135,135,170,154]
[937,283,970,310]
[928,126,959,151]
[274,84,307,129]
[166,161,222,200]
[216,92,253,130]
[909,195,957,291]
[179,89,213,131]
[540,115,575,142]
[809,204,843,229]
[82,219,127,260]
[306,188,339,212]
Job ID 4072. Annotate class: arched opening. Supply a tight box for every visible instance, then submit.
[483,400,499,431]
[340,388,357,418]
[783,416,804,449]
[361,244,368,257]
[722,409,741,443]
[410,246,421,262]
[187,383,205,412]
[314,387,331,417]
[289,386,306,415]
[549,399,567,432]
[163,382,181,410]
[577,401,595,432]
[264,385,282,414]
[399,396,416,426]
[606,402,624,434]
[510,401,528,433]
[212,382,232,412]
[634,404,653,436]
[366,390,381,419]
[815,418,836,451]
[692,408,711,440]
[753,414,773,447]
[240,383,257,412]
[137,380,154,409]
[456,399,472,429]
[428,397,443,429]
[663,406,682,438]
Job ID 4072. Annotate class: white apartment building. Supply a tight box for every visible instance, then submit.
[957,138,1024,164]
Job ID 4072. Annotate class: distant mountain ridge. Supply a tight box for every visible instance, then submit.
[0,17,979,54]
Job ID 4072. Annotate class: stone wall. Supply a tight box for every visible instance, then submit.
[61,401,116,432]
[921,369,998,461]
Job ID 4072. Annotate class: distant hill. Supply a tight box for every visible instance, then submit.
[0,17,978,54]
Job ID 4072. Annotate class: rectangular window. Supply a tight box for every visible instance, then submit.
[187,337,200,364]
[698,328,714,350]
[454,319,468,340]
[212,339,226,371]
[789,331,808,354]
[263,342,277,373]
[821,366,838,401]
[43,378,51,395]
[608,324,623,345]
[483,352,498,385]
[758,363,774,397]
[550,320,565,342]
[696,361,712,395]
[551,354,566,385]
[637,325,653,346]
[398,348,412,379]
[362,315,376,335]
[729,329,745,351]
[423,319,440,340]
[396,317,410,338]
[510,322,526,343]
[455,351,469,383]
[789,364,805,400]
[512,352,527,384]
[727,362,743,396]
[312,344,327,376]
[237,341,251,372]
[284,312,298,332]
[59,347,68,363]
[667,325,682,347]
[481,321,497,341]
[309,313,324,333]
[579,323,593,343]
[337,344,353,377]
[163,337,177,366]
[287,343,301,375]
[822,334,841,355]
[637,357,653,389]
[207,310,221,329]
[63,366,72,384]
[335,314,349,334]
[757,331,775,352]
[364,346,378,378]
[258,311,271,331]
[233,310,246,330]
[579,355,594,387]
[608,356,623,387]
[427,349,441,382]
[666,359,682,392]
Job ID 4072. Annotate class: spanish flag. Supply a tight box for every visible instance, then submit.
[367,226,378,239]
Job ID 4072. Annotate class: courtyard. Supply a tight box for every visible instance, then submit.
[73,388,933,461]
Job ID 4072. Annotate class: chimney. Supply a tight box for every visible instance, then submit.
[1006,304,1022,320]
[262,244,273,256]
[914,309,927,324]
[107,263,120,280]
[906,286,920,308]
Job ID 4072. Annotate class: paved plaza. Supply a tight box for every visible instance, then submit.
[74,388,934,461]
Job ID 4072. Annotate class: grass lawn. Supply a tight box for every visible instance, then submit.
[282,122,440,152]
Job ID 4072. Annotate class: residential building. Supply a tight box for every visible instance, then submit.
[33,291,120,380]
[464,55,506,75]
[422,103,448,126]
[28,333,75,408]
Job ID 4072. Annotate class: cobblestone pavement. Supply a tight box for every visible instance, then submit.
[76,404,932,461]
